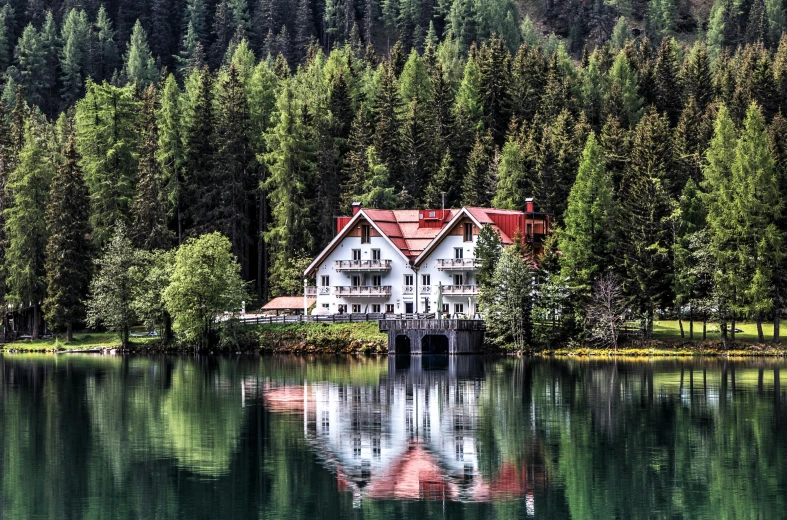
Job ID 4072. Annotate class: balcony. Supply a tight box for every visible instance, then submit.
[435,258,480,270]
[305,286,317,296]
[441,285,479,296]
[333,286,392,297]
[420,285,431,294]
[335,259,392,272]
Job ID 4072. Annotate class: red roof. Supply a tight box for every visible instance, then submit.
[262,296,315,310]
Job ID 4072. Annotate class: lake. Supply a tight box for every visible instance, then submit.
[0,354,785,519]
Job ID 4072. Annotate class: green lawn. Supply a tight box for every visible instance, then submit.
[1,332,160,352]
[649,319,786,344]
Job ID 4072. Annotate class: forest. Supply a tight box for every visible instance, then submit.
[0,0,786,346]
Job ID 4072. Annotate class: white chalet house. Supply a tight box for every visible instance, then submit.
[304,202,550,316]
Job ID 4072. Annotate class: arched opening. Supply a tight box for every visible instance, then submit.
[422,334,449,355]
[395,335,411,355]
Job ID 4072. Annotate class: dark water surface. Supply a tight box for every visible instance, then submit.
[1,354,786,519]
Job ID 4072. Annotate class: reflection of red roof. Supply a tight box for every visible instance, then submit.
[262,385,305,414]
[367,444,457,501]
[471,461,532,501]
[262,296,315,310]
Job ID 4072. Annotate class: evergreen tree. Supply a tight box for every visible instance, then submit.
[123,20,158,86]
[75,81,140,246]
[176,23,206,78]
[60,8,89,108]
[559,132,617,296]
[510,42,546,123]
[340,105,372,213]
[493,130,532,210]
[653,36,683,124]
[4,115,55,339]
[681,41,714,110]
[399,97,431,202]
[15,24,46,108]
[480,245,533,349]
[673,97,712,186]
[132,85,172,251]
[0,5,12,74]
[90,6,119,83]
[358,146,397,209]
[600,115,631,189]
[532,110,579,219]
[211,0,236,67]
[43,135,91,341]
[149,0,175,70]
[156,74,183,242]
[769,113,787,342]
[372,62,400,175]
[184,0,209,43]
[605,50,643,127]
[39,11,59,114]
[477,34,511,144]
[474,222,502,289]
[293,0,314,62]
[462,130,494,206]
[423,150,456,208]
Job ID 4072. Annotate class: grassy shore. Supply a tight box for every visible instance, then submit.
[0,332,161,352]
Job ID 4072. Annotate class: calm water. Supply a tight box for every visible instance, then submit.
[1,354,786,519]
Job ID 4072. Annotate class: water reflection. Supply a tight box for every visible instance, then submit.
[1,354,786,519]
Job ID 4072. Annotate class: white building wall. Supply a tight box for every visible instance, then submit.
[311,232,417,314]
[417,233,480,316]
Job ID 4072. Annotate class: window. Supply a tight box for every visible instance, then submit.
[352,249,361,260]
[372,304,381,313]
[386,304,395,313]
[322,303,329,309]
[321,275,329,287]
[352,275,361,287]
[442,304,449,313]
[361,224,371,244]
[429,211,436,217]
[404,274,413,286]
[454,303,464,314]
[454,274,464,286]
[352,304,361,313]
[454,247,463,259]
[372,275,382,286]
[372,249,381,260]
[463,223,473,242]
[422,274,430,286]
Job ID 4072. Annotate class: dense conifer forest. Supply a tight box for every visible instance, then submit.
[1,0,787,346]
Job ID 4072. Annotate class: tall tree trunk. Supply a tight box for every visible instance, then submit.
[721,321,728,349]
[703,312,707,340]
[66,322,73,342]
[730,315,736,342]
[774,311,781,344]
[689,305,694,340]
[678,306,684,338]
[32,305,39,340]
[756,313,764,343]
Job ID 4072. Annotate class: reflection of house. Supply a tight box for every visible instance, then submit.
[261,358,538,509]
[304,202,550,316]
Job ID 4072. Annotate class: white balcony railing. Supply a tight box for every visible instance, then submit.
[403,285,414,295]
[420,285,431,294]
[305,286,317,296]
[435,258,481,270]
[335,259,392,271]
[441,284,479,296]
[333,286,392,297]
[318,286,331,295]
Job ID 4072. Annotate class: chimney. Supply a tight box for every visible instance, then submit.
[352,202,362,215]
[525,198,534,213]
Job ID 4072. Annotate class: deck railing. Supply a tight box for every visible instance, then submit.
[335,259,392,271]
[333,285,392,297]
[435,258,481,270]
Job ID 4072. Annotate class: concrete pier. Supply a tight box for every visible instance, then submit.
[378,319,485,354]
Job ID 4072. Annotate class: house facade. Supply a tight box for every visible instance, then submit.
[303,201,550,316]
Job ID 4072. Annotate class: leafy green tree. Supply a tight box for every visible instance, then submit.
[75,81,140,246]
[559,132,617,297]
[43,135,91,341]
[123,20,158,86]
[163,231,246,346]
[86,223,139,347]
[131,248,174,342]
[4,114,54,339]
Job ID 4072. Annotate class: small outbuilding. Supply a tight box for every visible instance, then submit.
[261,296,315,316]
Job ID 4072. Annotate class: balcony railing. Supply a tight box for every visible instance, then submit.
[420,285,431,294]
[305,286,317,296]
[335,259,392,271]
[333,286,392,297]
[403,285,414,295]
[435,258,481,270]
[441,284,479,296]
[318,286,331,295]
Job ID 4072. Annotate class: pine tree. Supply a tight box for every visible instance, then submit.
[673,97,713,186]
[263,80,315,283]
[510,42,547,123]
[89,6,119,83]
[43,135,91,340]
[0,6,12,74]
[423,150,456,208]
[480,245,533,349]
[477,34,511,144]
[176,22,205,78]
[60,8,89,108]
[653,36,683,124]
[493,130,532,210]
[184,0,209,43]
[149,0,175,70]
[399,97,432,202]
[474,223,502,289]
[359,146,397,208]
[372,62,400,176]
[600,115,631,190]
[462,130,494,206]
[605,50,643,127]
[123,20,159,86]
[39,11,59,115]
[15,24,46,108]
[769,113,787,342]
[156,74,184,243]
[681,41,713,110]
[559,132,617,296]
[293,0,315,63]
[340,105,372,213]
[211,0,236,67]
[4,115,55,339]
[132,85,172,251]
[75,81,140,246]
[532,110,579,219]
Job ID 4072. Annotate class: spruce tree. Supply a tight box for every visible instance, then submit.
[4,115,55,339]
[132,85,172,251]
[653,36,683,124]
[59,8,89,108]
[509,42,546,123]
[605,50,643,127]
[399,97,431,203]
[340,104,372,213]
[493,130,532,210]
[75,81,140,246]
[293,0,314,63]
[462,130,494,206]
[559,132,617,296]
[43,135,91,341]
[90,6,119,83]
[477,34,511,144]
[156,74,183,242]
[681,41,714,110]
[423,150,456,208]
[372,62,400,176]
[15,24,46,108]
[359,146,397,209]
[123,20,159,86]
